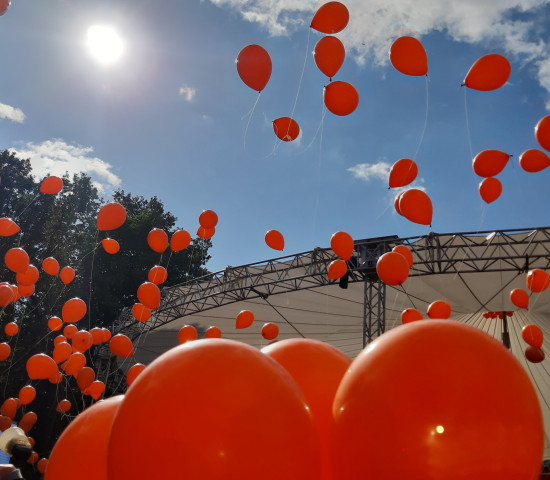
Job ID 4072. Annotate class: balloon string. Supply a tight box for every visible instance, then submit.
[301,101,327,153]
[412,75,430,162]
[242,93,261,151]
[398,284,417,309]
[14,192,40,222]
[288,27,311,134]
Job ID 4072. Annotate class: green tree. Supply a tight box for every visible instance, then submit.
[0,150,211,478]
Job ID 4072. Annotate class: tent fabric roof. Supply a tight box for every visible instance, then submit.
[120,228,550,459]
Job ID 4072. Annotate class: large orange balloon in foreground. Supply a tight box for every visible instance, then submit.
[399,189,433,225]
[45,396,123,480]
[314,36,345,79]
[310,1,349,34]
[324,81,359,116]
[97,202,127,231]
[237,45,272,93]
[262,339,351,480]
[463,54,511,91]
[273,117,300,142]
[389,36,428,76]
[331,320,544,480]
[108,339,321,479]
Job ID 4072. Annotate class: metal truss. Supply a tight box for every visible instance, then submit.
[116,227,550,344]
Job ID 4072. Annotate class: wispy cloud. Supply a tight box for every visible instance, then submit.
[348,161,390,182]
[179,86,197,101]
[208,0,550,107]
[9,139,122,193]
[0,102,25,123]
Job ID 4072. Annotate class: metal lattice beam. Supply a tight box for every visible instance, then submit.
[117,227,550,343]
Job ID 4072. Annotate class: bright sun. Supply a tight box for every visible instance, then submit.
[86,25,124,65]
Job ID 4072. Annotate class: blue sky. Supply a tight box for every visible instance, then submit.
[1,0,550,273]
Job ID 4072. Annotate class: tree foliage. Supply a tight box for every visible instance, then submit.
[0,150,211,477]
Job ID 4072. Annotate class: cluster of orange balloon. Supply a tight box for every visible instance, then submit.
[472,150,511,203]
[401,299,452,324]
[327,231,353,280]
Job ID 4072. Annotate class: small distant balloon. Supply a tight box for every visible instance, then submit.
[479,177,502,204]
[472,150,510,177]
[535,116,550,152]
[0,1,10,17]
[324,81,359,116]
[310,1,349,34]
[273,117,300,142]
[389,36,428,76]
[463,54,511,91]
[236,45,272,93]
[519,149,550,173]
[97,203,127,231]
[265,230,284,251]
[389,159,418,188]
[40,176,63,195]
[314,36,345,79]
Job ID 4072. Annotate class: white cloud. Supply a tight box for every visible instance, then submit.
[0,102,25,123]
[347,161,390,182]
[179,86,197,101]
[208,0,550,105]
[9,139,122,193]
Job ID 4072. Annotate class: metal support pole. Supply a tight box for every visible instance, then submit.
[363,279,386,347]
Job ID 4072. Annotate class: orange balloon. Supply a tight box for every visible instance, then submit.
[147,228,169,253]
[107,339,321,480]
[399,189,432,225]
[236,45,272,92]
[0,343,10,362]
[44,396,123,480]
[261,322,279,340]
[16,265,39,286]
[126,363,146,386]
[525,346,545,363]
[4,322,18,336]
[236,310,254,329]
[97,202,127,231]
[17,283,35,298]
[519,149,550,173]
[389,36,428,76]
[178,325,198,343]
[522,324,543,348]
[38,459,48,474]
[19,411,37,433]
[102,328,112,342]
[324,81,359,116]
[47,316,62,332]
[328,259,347,280]
[76,367,96,391]
[54,335,66,346]
[427,300,451,319]
[27,354,58,380]
[273,117,300,142]
[330,231,354,260]
[90,328,104,345]
[262,338,351,480]
[199,210,218,229]
[472,150,510,177]
[8,283,19,303]
[197,226,215,239]
[332,320,543,480]
[510,288,529,309]
[27,451,39,465]
[62,297,87,323]
[535,115,550,152]
[84,380,106,400]
[49,371,63,384]
[526,268,550,293]
[61,352,86,376]
[389,158,418,188]
[59,266,76,285]
[101,238,120,254]
[5,247,30,273]
[205,326,222,338]
[171,229,191,252]
[392,245,413,268]
[463,54,511,91]
[0,284,14,307]
[1,398,17,418]
[137,282,161,310]
[148,265,168,285]
[314,36,345,78]
[0,218,20,236]
[132,303,151,322]
[42,257,60,276]
[310,1,349,34]
[479,177,502,204]
[57,342,76,364]
[265,230,284,251]
[63,324,78,339]
[401,308,423,324]
[72,330,93,353]
[376,252,409,286]
[0,0,10,16]
[110,334,134,357]
[19,385,36,405]
[56,399,71,413]
[40,176,63,194]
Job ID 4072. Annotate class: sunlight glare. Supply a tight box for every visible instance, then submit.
[86,25,124,65]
